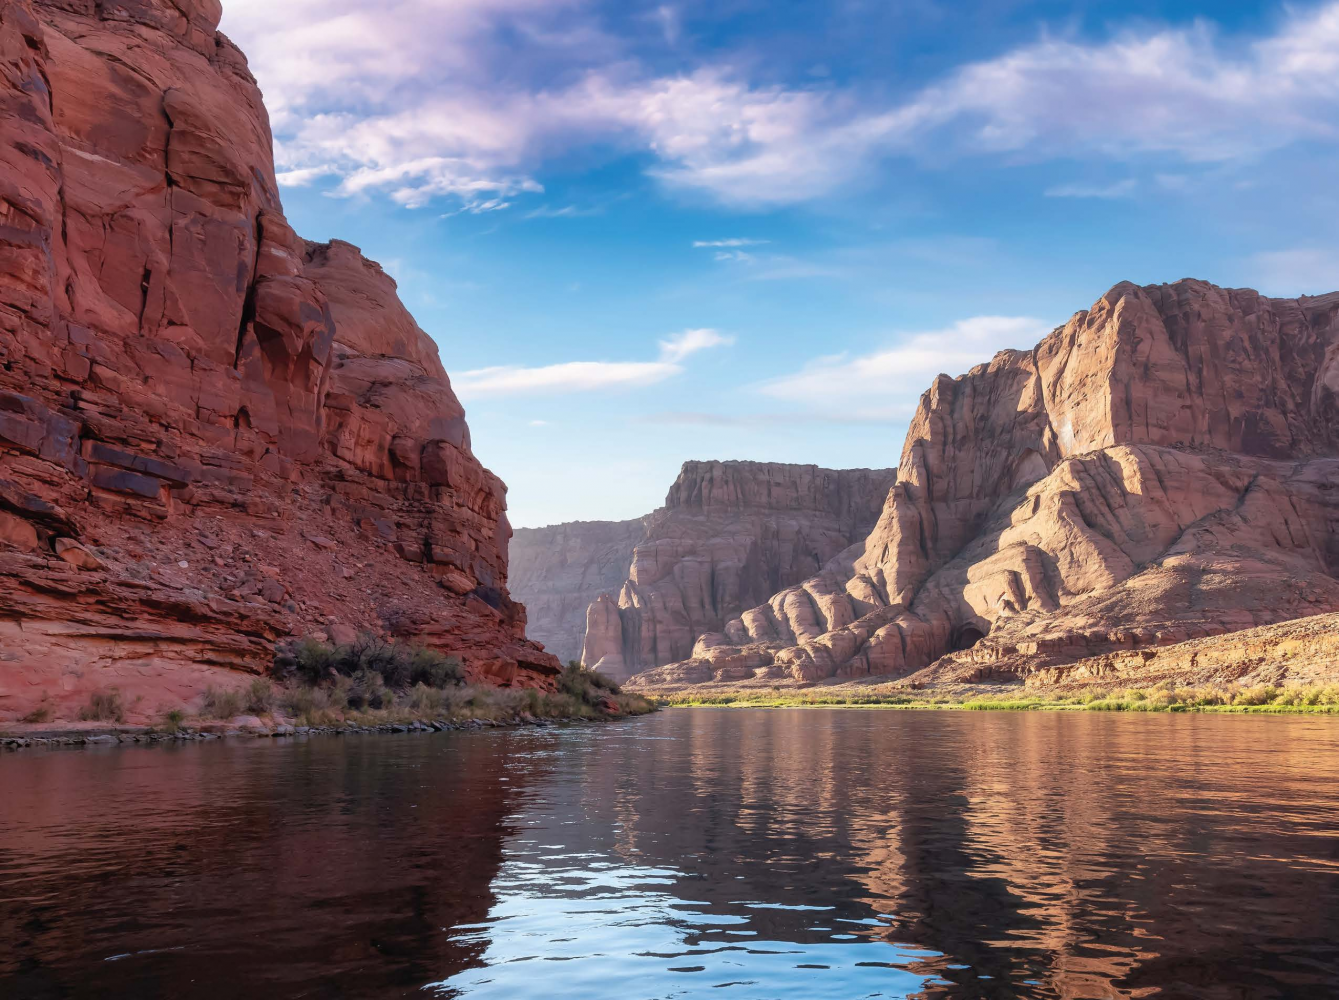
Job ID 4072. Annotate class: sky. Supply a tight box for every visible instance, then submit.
[218,0,1339,528]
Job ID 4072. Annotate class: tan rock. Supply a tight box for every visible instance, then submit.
[631,280,1339,692]
[510,462,896,677]
[509,518,648,664]
[54,538,102,571]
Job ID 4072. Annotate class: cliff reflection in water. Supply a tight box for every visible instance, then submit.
[439,710,1339,999]
[0,734,538,999]
[4,711,1339,999]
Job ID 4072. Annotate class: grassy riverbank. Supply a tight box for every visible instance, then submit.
[4,645,654,745]
[654,681,1339,714]
[257,640,655,728]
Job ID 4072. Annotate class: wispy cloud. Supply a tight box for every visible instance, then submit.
[693,238,770,248]
[455,360,679,397]
[756,316,1053,418]
[639,410,903,427]
[524,204,584,219]
[453,328,733,398]
[223,2,1339,209]
[658,328,735,362]
[1045,179,1137,199]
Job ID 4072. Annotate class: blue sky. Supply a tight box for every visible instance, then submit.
[219,0,1339,528]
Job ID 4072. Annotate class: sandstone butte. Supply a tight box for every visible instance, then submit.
[510,461,898,678]
[618,278,1339,694]
[0,0,562,725]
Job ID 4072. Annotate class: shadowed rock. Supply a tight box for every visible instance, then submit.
[632,279,1339,689]
[0,0,558,723]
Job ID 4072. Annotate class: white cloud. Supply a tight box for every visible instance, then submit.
[221,2,1339,208]
[525,204,581,219]
[455,361,679,397]
[453,328,732,398]
[1045,179,1137,199]
[276,165,340,187]
[693,238,771,248]
[657,328,734,363]
[757,316,1053,418]
[1250,248,1339,297]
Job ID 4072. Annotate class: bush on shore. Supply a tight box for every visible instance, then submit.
[275,634,466,691]
[78,688,126,723]
[263,639,652,728]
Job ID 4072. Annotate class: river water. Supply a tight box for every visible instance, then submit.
[3,708,1339,999]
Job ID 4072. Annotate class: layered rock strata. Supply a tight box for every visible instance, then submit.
[509,518,648,665]
[0,0,558,723]
[517,461,898,681]
[631,280,1339,689]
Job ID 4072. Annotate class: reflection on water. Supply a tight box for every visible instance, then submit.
[4,710,1339,998]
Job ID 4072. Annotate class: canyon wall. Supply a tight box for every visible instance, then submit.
[509,518,647,665]
[0,0,558,723]
[631,280,1339,690]
[514,461,897,681]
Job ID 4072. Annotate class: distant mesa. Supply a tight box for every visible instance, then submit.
[511,461,898,679]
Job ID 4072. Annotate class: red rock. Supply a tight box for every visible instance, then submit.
[0,0,558,724]
[630,280,1339,692]
[0,511,37,551]
[54,538,102,571]
[510,461,896,679]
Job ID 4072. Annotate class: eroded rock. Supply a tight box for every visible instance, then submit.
[0,0,558,723]
[631,280,1339,690]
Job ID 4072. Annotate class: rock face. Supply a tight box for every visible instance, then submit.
[509,518,648,665]
[509,462,897,682]
[632,280,1339,690]
[0,0,558,723]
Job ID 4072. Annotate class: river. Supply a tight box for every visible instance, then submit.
[3,708,1339,998]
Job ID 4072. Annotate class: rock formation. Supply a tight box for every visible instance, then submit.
[510,462,897,682]
[509,518,648,665]
[631,279,1339,690]
[0,0,558,723]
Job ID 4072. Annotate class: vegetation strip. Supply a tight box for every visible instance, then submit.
[5,639,653,749]
[654,681,1339,714]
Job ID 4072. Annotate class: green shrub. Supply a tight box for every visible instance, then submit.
[559,661,622,707]
[201,687,245,719]
[161,709,186,734]
[246,678,276,715]
[344,668,389,711]
[280,684,340,721]
[21,700,53,725]
[277,635,465,692]
[292,637,338,685]
[409,648,465,688]
[1234,684,1279,707]
[78,689,125,723]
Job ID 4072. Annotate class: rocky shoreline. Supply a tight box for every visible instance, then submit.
[0,711,648,752]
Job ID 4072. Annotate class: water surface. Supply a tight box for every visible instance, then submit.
[3,709,1339,998]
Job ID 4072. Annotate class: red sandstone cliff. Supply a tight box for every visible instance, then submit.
[632,280,1339,690]
[509,517,648,666]
[508,461,897,682]
[0,0,559,723]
